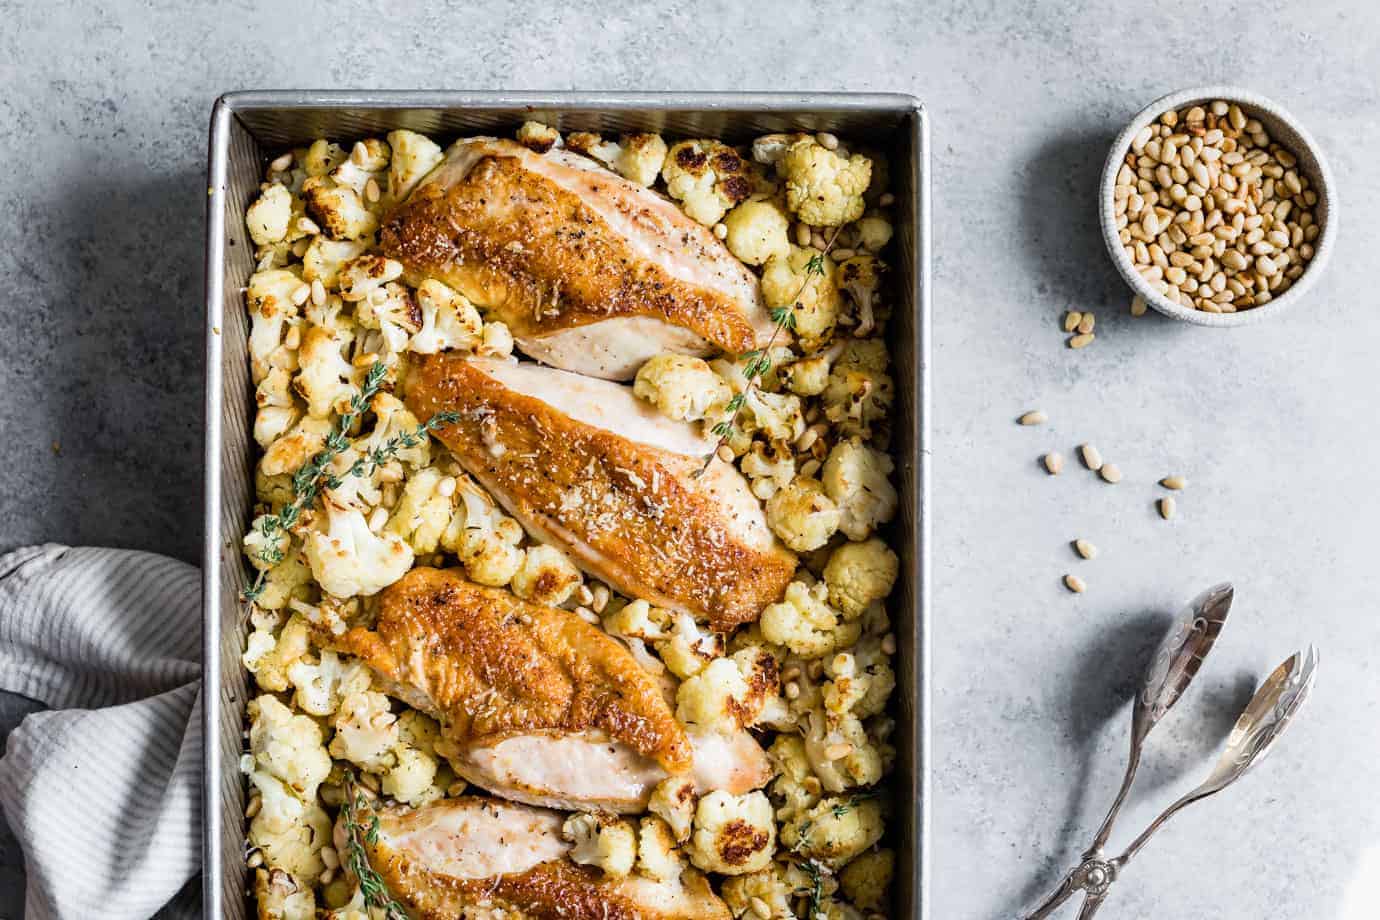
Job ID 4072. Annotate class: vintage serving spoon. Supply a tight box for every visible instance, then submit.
[1023,584,1318,919]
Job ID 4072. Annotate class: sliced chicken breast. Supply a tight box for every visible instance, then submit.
[379,137,773,379]
[406,355,798,630]
[335,568,772,813]
[349,796,731,920]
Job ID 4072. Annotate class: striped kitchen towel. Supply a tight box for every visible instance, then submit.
[0,545,201,920]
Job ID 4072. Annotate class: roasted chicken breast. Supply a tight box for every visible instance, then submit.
[335,568,772,812]
[379,137,773,379]
[406,355,798,630]
[349,796,732,920]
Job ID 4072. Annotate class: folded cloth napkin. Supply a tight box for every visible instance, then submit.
[0,545,202,920]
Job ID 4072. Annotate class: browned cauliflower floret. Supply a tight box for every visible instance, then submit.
[294,325,360,419]
[822,439,898,541]
[563,813,637,877]
[245,267,303,384]
[761,579,860,659]
[722,198,791,266]
[647,775,697,843]
[636,816,685,882]
[247,183,294,246]
[781,138,872,227]
[510,543,582,606]
[634,353,732,422]
[823,340,894,442]
[516,120,562,153]
[688,790,776,875]
[661,139,753,225]
[720,865,795,918]
[252,867,314,920]
[824,538,899,618]
[839,847,894,911]
[855,215,894,252]
[765,476,842,552]
[410,279,482,354]
[301,176,377,240]
[781,795,884,869]
[386,129,444,203]
[567,131,668,187]
[760,246,842,352]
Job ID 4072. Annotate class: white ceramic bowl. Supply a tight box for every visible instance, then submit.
[1099,86,1336,326]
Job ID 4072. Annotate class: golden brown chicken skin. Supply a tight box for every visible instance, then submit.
[337,567,693,773]
[405,354,798,630]
[379,138,773,379]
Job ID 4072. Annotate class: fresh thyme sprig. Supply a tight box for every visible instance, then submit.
[241,361,458,601]
[340,774,410,920]
[695,227,842,477]
[800,857,827,919]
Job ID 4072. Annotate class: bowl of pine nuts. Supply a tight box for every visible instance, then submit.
[1101,87,1334,325]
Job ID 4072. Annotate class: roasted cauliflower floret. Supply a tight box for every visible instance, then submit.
[567,131,668,187]
[824,538,899,618]
[661,139,753,225]
[304,497,414,599]
[720,866,795,919]
[633,353,732,422]
[636,816,685,882]
[760,246,842,352]
[654,612,723,679]
[563,813,637,878]
[822,340,894,442]
[677,650,778,734]
[252,867,315,920]
[301,237,368,289]
[360,393,432,471]
[242,615,311,693]
[244,512,291,572]
[722,198,791,266]
[781,139,872,227]
[855,215,894,253]
[386,468,454,554]
[381,743,440,806]
[386,129,444,203]
[840,847,894,911]
[302,177,377,240]
[822,440,898,541]
[409,279,482,354]
[602,598,670,642]
[516,120,562,153]
[760,580,861,659]
[295,325,359,419]
[249,799,332,882]
[301,139,347,178]
[246,268,303,384]
[766,476,842,552]
[439,476,525,586]
[782,795,884,869]
[838,255,885,336]
[252,548,314,612]
[286,649,371,717]
[738,389,806,446]
[337,253,404,304]
[247,183,294,246]
[741,444,797,492]
[247,694,332,799]
[688,790,776,875]
[329,690,399,773]
[780,352,834,397]
[806,710,883,791]
[510,543,582,606]
[254,368,301,450]
[647,775,697,843]
[768,734,822,822]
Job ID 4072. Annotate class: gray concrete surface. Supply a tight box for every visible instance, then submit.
[0,1,1376,917]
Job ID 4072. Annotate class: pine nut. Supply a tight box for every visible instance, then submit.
[1043,452,1064,475]
[1159,496,1176,519]
[1074,539,1098,560]
[1069,333,1095,349]
[1160,475,1187,490]
[825,742,854,760]
[1077,313,1095,334]
[1064,310,1083,332]
[1019,410,1047,426]
[1064,574,1086,594]
[1080,444,1103,471]
[716,444,734,463]
[1099,463,1122,484]
[881,633,898,655]
[1130,294,1147,316]
[816,132,840,150]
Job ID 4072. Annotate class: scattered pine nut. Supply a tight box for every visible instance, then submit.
[1080,444,1104,471]
[716,444,735,463]
[1075,539,1098,560]
[1159,496,1177,519]
[1131,294,1148,318]
[1064,574,1087,594]
[1064,311,1083,332]
[824,742,854,760]
[1043,452,1064,475]
[1019,410,1047,426]
[1160,475,1187,490]
[1069,332,1095,349]
[1077,312,1096,334]
[1099,463,1123,483]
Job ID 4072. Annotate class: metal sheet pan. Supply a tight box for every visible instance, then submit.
[203,91,931,919]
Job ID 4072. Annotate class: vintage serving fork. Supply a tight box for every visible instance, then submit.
[1023,583,1318,919]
